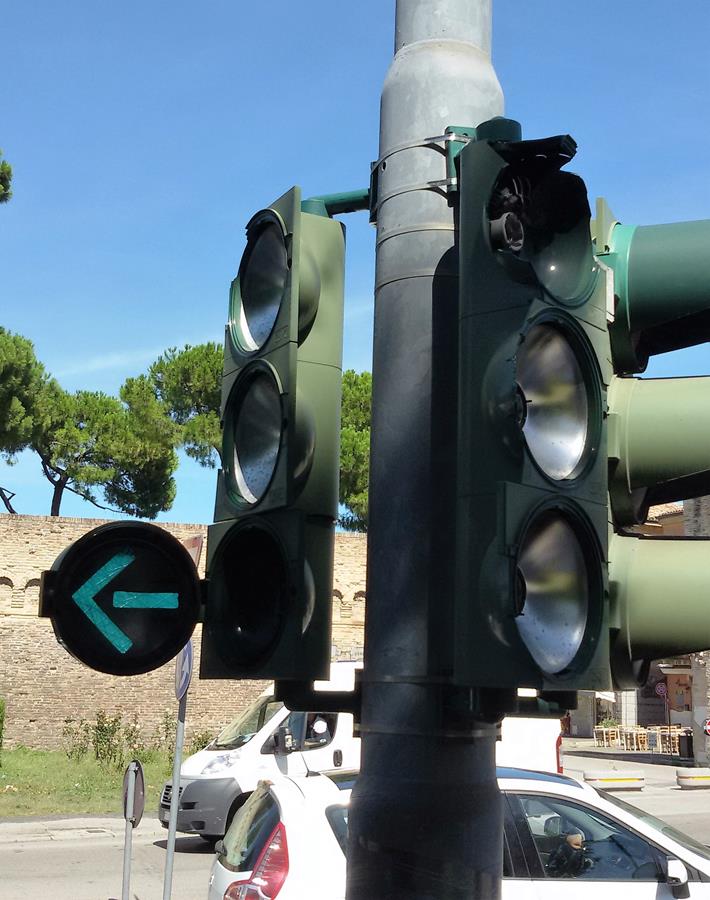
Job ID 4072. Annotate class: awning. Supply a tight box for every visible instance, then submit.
[595,691,616,703]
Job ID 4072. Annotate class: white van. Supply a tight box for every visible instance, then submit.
[158,663,562,841]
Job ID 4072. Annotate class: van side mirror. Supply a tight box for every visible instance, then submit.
[665,857,690,899]
[273,725,295,755]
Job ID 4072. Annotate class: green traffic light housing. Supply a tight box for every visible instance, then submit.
[455,125,611,693]
[595,202,710,374]
[592,200,710,688]
[201,186,345,682]
[609,532,710,688]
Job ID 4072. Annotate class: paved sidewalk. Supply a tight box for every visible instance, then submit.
[0,813,167,846]
[563,736,695,767]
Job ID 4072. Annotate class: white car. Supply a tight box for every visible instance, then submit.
[208,769,354,900]
[208,766,710,899]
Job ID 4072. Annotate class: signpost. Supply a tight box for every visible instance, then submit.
[39,522,201,675]
[121,759,145,900]
[163,640,193,900]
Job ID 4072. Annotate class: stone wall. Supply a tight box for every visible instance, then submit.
[0,515,366,750]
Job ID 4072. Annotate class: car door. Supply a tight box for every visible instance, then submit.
[297,712,342,770]
[505,790,690,899]
[502,795,538,899]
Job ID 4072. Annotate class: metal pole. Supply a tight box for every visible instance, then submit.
[162,692,187,900]
[121,764,136,900]
[347,2,505,897]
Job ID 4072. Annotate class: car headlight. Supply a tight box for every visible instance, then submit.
[200,751,239,776]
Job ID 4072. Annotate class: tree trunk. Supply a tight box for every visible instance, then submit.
[50,477,67,516]
[0,488,17,514]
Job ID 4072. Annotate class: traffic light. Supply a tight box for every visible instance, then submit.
[200,186,345,681]
[594,204,710,688]
[454,119,611,693]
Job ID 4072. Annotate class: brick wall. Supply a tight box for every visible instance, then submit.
[0,515,366,750]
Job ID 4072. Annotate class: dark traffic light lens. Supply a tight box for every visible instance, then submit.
[516,323,589,481]
[514,510,589,675]
[207,524,289,668]
[231,368,282,505]
[233,220,288,352]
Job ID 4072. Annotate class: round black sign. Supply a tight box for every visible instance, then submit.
[41,522,201,676]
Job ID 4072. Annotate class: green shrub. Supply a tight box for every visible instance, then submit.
[62,718,92,761]
[92,710,124,767]
[59,709,186,773]
[599,717,619,729]
[187,729,214,757]
[153,709,177,751]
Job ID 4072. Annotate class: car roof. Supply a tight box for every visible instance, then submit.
[495,767,581,788]
[277,766,584,796]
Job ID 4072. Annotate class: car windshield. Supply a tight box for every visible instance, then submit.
[213,697,284,750]
[601,789,710,863]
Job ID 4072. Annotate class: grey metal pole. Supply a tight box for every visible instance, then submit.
[346,2,505,897]
[162,692,187,900]
[121,764,136,900]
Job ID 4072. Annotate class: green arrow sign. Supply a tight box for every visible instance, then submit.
[72,550,179,654]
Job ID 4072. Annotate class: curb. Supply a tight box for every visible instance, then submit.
[676,768,710,790]
[583,769,645,791]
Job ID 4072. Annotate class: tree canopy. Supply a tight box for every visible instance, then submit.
[147,343,222,467]
[339,369,371,531]
[0,150,12,204]
[0,329,178,517]
[0,332,372,526]
[0,328,48,457]
[0,328,50,512]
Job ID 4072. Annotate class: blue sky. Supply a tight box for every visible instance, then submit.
[2,0,709,524]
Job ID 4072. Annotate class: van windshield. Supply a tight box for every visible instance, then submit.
[213,697,284,750]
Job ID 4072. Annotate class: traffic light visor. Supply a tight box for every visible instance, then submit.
[231,217,289,352]
[224,365,283,507]
[515,509,591,675]
[517,322,592,481]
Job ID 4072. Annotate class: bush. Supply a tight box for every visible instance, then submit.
[60,709,187,773]
[187,729,214,757]
[599,717,619,729]
[62,718,92,761]
[92,710,124,767]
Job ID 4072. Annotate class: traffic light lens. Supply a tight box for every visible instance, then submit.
[235,221,288,351]
[206,524,289,668]
[515,510,589,675]
[517,323,589,480]
[232,369,282,505]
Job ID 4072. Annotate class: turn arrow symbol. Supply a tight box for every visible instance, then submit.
[72,550,179,654]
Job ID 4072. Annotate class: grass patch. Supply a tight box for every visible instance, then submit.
[0,747,172,818]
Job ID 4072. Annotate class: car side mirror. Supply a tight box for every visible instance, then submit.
[543,814,562,837]
[665,857,690,899]
[214,839,225,856]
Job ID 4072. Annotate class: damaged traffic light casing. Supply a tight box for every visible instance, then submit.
[455,121,611,693]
